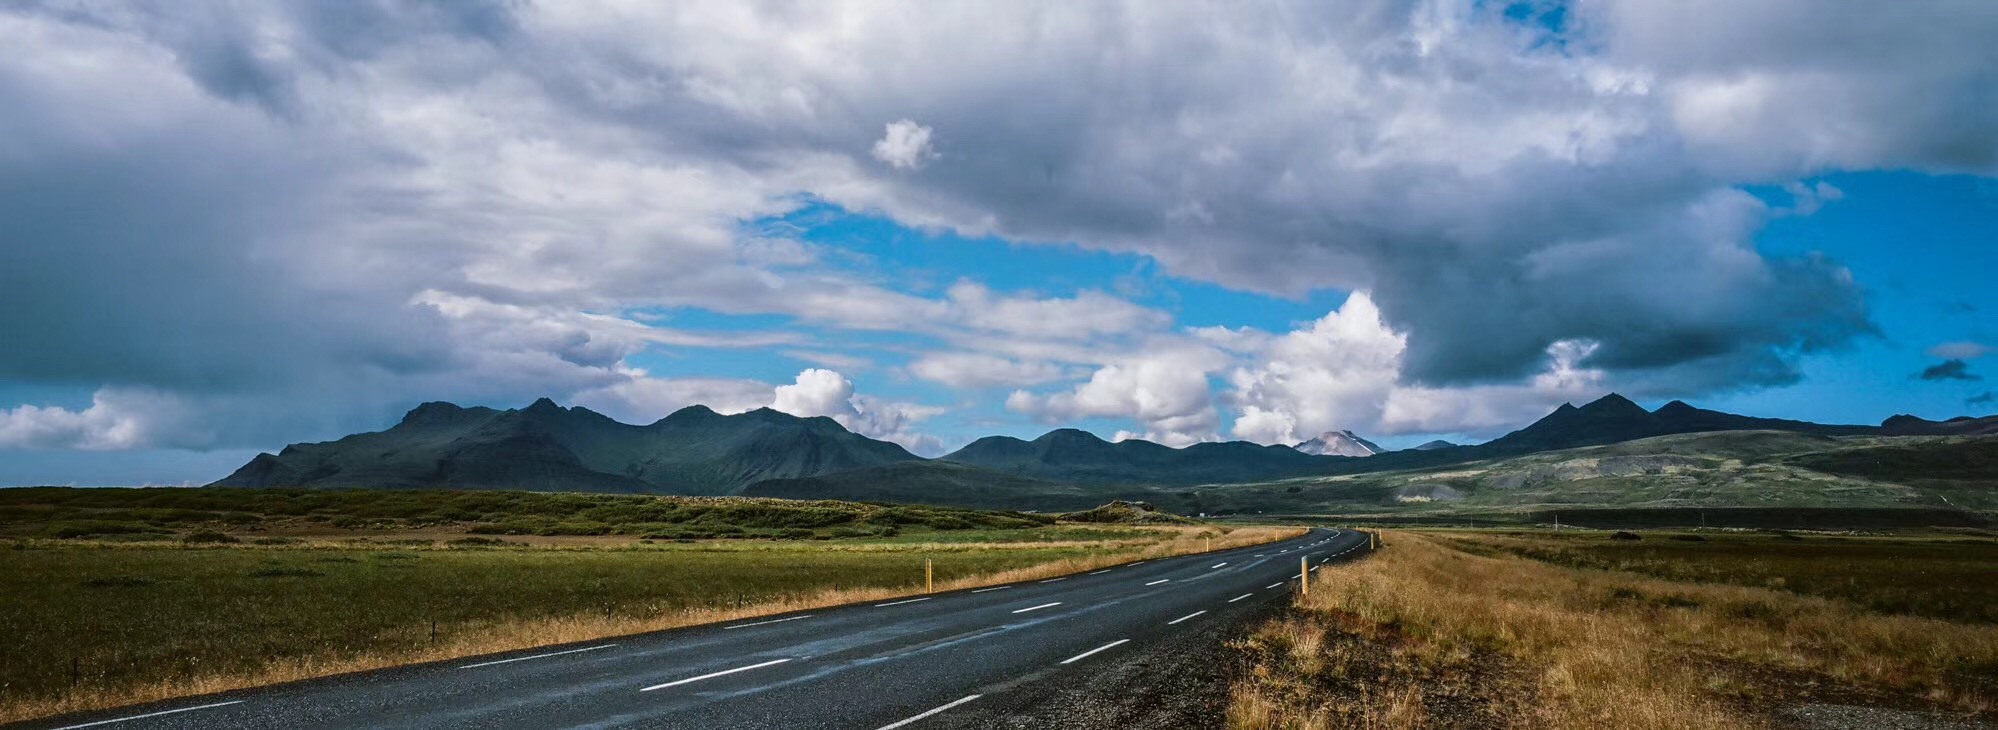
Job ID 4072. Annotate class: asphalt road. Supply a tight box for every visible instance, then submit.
[21,527,1374,730]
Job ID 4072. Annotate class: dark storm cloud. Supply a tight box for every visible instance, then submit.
[3,0,1996,452]
[18,0,519,116]
[0,101,449,392]
[1918,360,1981,381]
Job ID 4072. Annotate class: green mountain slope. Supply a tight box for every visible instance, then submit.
[211,400,920,494]
[1192,430,1998,517]
[941,428,1344,485]
[741,461,1107,511]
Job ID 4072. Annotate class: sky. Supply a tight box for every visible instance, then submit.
[1,0,1994,486]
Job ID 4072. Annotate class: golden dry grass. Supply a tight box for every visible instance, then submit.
[2,525,1301,724]
[1228,530,1998,729]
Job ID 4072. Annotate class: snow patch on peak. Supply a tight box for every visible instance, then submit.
[1294,430,1382,457]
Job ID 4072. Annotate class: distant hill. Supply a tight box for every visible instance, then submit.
[1060,500,1198,525]
[1314,394,1998,477]
[1194,429,1998,519]
[1295,430,1383,457]
[941,428,1342,485]
[741,461,1105,511]
[211,399,919,494]
[210,393,1998,515]
[1479,394,1874,453]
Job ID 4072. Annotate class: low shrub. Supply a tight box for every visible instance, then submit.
[40,521,161,540]
[181,529,240,545]
[80,576,156,589]
[246,567,323,578]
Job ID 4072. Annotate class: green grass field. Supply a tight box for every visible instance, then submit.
[0,540,1119,713]
[1440,530,1998,623]
[0,487,1295,724]
[0,486,1055,541]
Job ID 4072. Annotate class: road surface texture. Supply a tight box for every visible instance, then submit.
[21,528,1374,730]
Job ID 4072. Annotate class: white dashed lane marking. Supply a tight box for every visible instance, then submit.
[876,695,982,730]
[1060,639,1131,665]
[49,701,244,730]
[723,615,813,630]
[640,658,792,692]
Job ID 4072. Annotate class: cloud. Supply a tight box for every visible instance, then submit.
[1007,344,1229,447]
[1780,180,1844,216]
[772,369,857,418]
[871,119,936,170]
[6,1,1994,457]
[1969,392,1995,408]
[0,390,191,451]
[908,353,1068,389]
[1224,293,1605,441]
[1917,359,1981,381]
[1225,294,1404,444]
[944,282,1171,342]
[570,375,775,423]
[771,369,946,454]
[786,351,875,371]
[1928,341,1992,360]
[1597,0,1998,176]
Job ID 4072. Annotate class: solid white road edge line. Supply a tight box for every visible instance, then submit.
[458,644,618,669]
[723,615,813,630]
[971,586,1012,593]
[640,658,792,692]
[1060,639,1132,665]
[1144,579,1170,586]
[1228,593,1253,603]
[1267,583,1284,589]
[1167,610,1207,625]
[876,597,933,608]
[49,701,244,730]
[875,694,983,730]
[1012,602,1062,614]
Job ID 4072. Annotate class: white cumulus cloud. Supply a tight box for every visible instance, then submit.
[772,369,946,455]
[871,119,937,170]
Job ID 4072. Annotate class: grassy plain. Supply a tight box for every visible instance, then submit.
[1201,432,1998,518]
[1229,530,1998,729]
[0,486,1055,541]
[0,487,1302,724]
[1447,530,1998,623]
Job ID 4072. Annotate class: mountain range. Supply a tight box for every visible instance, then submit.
[212,393,1996,509]
[213,398,919,494]
[940,429,1337,485]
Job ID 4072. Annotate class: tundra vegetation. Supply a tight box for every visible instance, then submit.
[1230,529,1998,729]
[0,487,1300,724]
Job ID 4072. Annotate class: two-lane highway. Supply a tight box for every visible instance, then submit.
[22,528,1375,730]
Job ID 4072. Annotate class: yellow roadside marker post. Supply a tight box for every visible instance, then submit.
[926,558,934,594]
[1299,556,1309,596]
